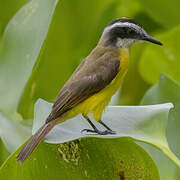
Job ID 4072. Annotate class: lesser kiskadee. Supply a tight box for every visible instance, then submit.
[17,17,162,163]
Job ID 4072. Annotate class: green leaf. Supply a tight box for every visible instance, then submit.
[138,143,180,180]
[31,99,177,170]
[141,75,180,179]
[0,139,10,167]
[0,90,174,179]
[140,0,180,28]
[0,0,27,35]
[32,99,172,146]
[3,98,175,179]
[0,0,58,119]
[0,138,159,179]
[0,112,31,153]
[141,76,180,158]
[33,99,180,171]
[139,25,180,85]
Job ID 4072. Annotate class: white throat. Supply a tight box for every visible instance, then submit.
[116,38,137,48]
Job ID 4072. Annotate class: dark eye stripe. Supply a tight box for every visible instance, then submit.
[109,26,139,39]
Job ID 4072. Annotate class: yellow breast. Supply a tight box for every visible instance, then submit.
[65,48,129,122]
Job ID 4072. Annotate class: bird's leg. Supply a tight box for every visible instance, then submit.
[99,120,116,134]
[81,115,115,135]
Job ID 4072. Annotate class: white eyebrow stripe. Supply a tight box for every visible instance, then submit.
[108,22,139,31]
[103,22,144,35]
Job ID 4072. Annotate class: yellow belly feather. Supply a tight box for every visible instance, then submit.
[64,48,129,122]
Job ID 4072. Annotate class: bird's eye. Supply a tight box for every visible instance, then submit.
[122,27,127,33]
[128,29,136,35]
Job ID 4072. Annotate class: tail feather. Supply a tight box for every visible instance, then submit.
[17,120,58,164]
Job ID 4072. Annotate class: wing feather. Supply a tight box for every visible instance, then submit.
[46,56,120,122]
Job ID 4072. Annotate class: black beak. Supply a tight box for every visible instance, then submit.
[142,34,163,46]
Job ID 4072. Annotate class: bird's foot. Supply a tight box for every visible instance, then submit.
[81,128,116,135]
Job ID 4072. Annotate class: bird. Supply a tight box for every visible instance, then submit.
[17,17,162,163]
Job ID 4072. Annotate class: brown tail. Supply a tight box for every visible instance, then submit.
[17,119,58,164]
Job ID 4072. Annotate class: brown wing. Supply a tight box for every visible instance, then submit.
[46,56,120,123]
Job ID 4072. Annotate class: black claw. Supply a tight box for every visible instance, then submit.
[81,129,116,135]
[82,116,116,135]
[107,130,116,135]
[81,129,96,133]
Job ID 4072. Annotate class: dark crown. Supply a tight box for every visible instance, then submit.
[107,17,142,28]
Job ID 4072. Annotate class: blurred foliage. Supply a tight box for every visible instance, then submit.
[0,0,180,179]
[140,0,180,28]
[0,0,58,119]
[139,26,180,85]
[0,0,27,35]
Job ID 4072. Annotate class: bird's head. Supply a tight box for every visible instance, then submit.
[100,17,162,48]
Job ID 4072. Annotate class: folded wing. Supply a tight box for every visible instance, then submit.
[46,56,120,122]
